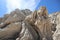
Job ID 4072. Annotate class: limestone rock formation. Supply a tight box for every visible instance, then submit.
[25,6,54,40]
[34,6,53,40]
[49,12,60,40]
[18,22,39,40]
[25,10,37,26]
[0,22,22,40]
[21,9,32,16]
[0,9,32,40]
[53,24,60,40]
[0,6,60,40]
[4,9,31,24]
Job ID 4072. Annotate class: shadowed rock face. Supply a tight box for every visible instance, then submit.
[0,18,2,23]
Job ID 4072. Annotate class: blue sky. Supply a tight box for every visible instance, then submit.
[36,0,60,14]
[0,0,60,17]
[0,0,7,17]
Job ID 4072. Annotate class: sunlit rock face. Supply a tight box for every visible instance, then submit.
[4,9,32,24]
[0,22,22,40]
[34,6,53,40]
[25,6,55,40]
[0,9,32,40]
[49,12,60,40]
[0,6,60,40]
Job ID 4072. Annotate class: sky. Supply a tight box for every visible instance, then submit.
[0,0,60,17]
[36,0,60,14]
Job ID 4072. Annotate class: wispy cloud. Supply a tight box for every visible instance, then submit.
[6,0,41,13]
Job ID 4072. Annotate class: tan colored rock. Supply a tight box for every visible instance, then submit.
[2,14,10,22]
[25,10,37,25]
[0,7,59,40]
[25,6,54,40]
[3,9,32,24]
[4,11,26,24]
[37,6,48,17]
[0,23,7,28]
[0,18,2,24]
[35,18,53,40]
[18,22,39,40]
[0,22,22,40]
[34,6,53,40]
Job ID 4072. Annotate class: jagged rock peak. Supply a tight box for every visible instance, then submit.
[36,6,48,20]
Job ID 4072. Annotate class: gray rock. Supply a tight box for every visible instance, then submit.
[21,9,32,16]
[53,24,60,40]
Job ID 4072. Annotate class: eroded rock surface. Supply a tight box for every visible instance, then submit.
[0,7,59,40]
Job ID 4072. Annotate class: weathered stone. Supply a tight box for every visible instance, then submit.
[2,14,10,22]
[37,6,48,17]
[25,6,54,40]
[52,12,60,40]
[0,18,2,23]
[25,10,37,26]
[21,9,32,16]
[18,22,39,40]
[0,7,60,40]
[53,24,60,40]
[3,9,31,24]
[0,22,22,40]
[34,7,53,40]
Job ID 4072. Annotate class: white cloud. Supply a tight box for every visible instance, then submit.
[6,0,41,13]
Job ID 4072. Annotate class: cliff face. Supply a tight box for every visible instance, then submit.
[0,7,60,40]
[49,12,60,40]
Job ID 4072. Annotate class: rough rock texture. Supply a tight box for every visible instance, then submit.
[0,7,60,40]
[49,12,60,40]
[0,18,2,23]
[18,22,39,40]
[0,22,22,40]
[4,9,32,24]
[25,6,54,40]
[0,9,32,40]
